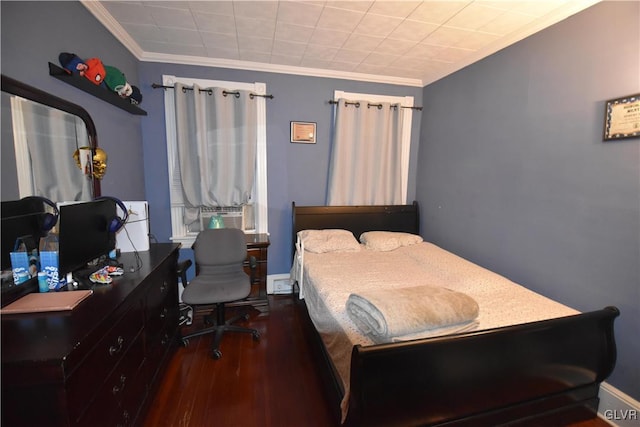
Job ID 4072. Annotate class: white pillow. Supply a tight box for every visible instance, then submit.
[359,231,423,251]
[298,229,361,253]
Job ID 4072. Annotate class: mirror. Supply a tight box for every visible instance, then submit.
[1,74,101,202]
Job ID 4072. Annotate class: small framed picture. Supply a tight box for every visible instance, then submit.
[603,94,640,141]
[290,121,316,144]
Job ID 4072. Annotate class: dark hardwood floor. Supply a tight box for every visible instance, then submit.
[143,295,612,427]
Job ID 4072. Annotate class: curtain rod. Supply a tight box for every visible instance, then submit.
[328,99,422,111]
[151,83,274,99]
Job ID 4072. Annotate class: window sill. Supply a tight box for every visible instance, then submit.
[171,229,261,248]
[171,235,196,247]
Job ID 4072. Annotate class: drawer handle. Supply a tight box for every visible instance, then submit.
[112,374,127,395]
[161,333,169,346]
[160,307,168,319]
[116,410,130,427]
[109,336,124,356]
[160,280,168,293]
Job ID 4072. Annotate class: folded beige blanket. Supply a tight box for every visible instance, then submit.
[346,285,479,342]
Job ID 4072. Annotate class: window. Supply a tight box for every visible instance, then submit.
[11,96,93,201]
[162,75,268,245]
[329,90,413,204]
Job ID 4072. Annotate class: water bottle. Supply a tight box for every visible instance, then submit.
[38,272,48,293]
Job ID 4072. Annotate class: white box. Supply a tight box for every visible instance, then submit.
[116,201,150,253]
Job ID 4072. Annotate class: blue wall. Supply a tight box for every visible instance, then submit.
[2,0,637,403]
[1,1,146,202]
[138,63,422,275]
[417,1,639,401]
[0,1,423,273]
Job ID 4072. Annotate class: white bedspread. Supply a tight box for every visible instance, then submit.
[292,241,579,422]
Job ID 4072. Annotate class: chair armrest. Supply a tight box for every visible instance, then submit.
[176,259,193,287]
[248,256,257,270]
[248,256,257,283]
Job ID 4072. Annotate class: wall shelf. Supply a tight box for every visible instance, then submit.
[48,62,147,116]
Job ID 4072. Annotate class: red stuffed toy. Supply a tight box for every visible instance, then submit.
[59,52,105,85]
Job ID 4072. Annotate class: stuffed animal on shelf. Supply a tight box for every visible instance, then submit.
[58,52,105,85]
[58,52,142,106]
[59,52,85,74]
[83,58,106,85]
[104,65,133,98]
[129,85,143,105]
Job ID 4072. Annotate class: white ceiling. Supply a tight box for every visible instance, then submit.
[83,0,601,87]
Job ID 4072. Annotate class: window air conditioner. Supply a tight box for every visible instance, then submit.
[199,205,255,232]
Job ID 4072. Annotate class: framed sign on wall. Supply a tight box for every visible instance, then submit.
[290,121,316,144]
[603,94,640,141]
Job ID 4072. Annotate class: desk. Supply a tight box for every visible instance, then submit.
[1,243,181,427]
[239,233,269,313]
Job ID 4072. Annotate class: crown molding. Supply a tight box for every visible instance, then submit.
[81,0,144,59]
[140,51,424,87]
[83,0,598,89]
[80,1,423,88]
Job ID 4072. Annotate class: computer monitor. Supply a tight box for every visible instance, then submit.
[58,199,116,280]
[1,199,46,271]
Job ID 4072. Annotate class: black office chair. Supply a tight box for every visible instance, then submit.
[177,228,260,359]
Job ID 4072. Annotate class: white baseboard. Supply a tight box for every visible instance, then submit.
[598,382,640,426]
[267,273,293,294]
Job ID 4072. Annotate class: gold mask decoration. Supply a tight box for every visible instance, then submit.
[73,147,108,179]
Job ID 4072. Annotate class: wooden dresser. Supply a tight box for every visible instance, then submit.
[1,243,181,427]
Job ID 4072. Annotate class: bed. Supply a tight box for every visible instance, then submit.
[291,202,619,427]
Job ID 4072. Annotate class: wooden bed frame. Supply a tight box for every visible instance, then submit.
[291,202,619,426]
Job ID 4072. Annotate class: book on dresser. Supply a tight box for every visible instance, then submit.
[1,290,93,314]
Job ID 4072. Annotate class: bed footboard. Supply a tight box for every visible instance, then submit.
[346,306,619,427]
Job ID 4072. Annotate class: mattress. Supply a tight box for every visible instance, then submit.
[292,241,579,421]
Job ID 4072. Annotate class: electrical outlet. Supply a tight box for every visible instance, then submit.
[273,278,292,294]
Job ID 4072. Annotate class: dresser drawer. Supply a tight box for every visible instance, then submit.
[118,359,149,427]
[75,331,146,427]
[145,270,175,336]
[138,247,180,424]
[67,304,144,423]
[144,265,178,388]
[146,337,171,387]
[145,316,176,384]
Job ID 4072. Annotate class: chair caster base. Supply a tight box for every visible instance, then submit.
[178,303,193,326]
[252,331,260,340]
[211,349,222,359]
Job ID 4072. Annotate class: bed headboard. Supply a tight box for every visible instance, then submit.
[291,201,420,249]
